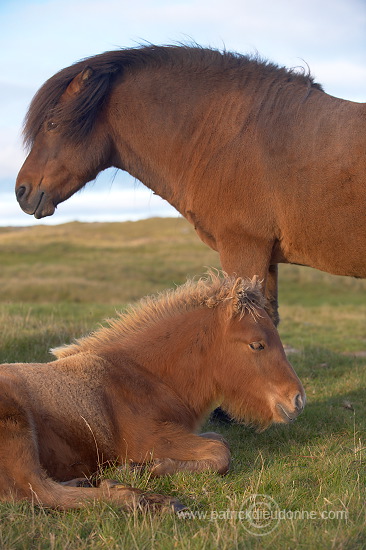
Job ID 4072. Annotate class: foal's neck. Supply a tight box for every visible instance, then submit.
[105,308,219,421]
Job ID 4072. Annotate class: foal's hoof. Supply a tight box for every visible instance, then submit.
[170,498,188,514]
[99,479,186,514]
[61,477,94,487]
[140,493,187,514]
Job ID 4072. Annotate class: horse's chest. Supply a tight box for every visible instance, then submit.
[186,210,218,250]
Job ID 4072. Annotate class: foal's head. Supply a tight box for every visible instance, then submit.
[210,276,305,429]
[52,271,304,428]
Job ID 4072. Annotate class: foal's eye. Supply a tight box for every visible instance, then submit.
[47,121,58,131]
[249,342,265,351]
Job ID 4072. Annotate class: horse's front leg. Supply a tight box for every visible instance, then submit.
[266,263,279,326]
[148,430,231,476]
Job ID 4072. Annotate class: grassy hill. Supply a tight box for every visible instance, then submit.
[0,218,365,549]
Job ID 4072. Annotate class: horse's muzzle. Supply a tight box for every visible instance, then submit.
[16,184,56,218]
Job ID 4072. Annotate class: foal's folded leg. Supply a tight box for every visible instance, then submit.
[147,428,231,476]
[60,478,185,512]
[0,393,183,512]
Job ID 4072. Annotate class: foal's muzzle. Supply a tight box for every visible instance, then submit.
[277,392,306,423]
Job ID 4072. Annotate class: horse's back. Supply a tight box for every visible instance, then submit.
[210,92,366,276]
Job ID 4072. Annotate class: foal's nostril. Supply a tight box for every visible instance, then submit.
[294,393,304,412]
[16,185,27,201]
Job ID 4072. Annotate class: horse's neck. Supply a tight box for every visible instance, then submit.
[109,69,366,211]
[108,70,242,214]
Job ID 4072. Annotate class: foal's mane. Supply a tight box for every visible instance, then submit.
[52,272,265,359]
[23,44,323,147]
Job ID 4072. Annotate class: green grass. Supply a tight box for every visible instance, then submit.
[0,218,365,549]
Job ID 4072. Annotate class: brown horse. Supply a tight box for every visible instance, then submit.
[0,273,304,511]
[15,45,366,323]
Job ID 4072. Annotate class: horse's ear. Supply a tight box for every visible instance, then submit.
[63,67,94,99]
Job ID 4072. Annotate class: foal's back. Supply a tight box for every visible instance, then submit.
[0,350,196,479]
[0,354,116,474]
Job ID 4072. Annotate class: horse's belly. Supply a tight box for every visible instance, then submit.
[279,227,366,278]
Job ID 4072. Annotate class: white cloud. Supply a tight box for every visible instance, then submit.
[0,188,179,226]
[0,128,24,179]
[0,145,24,180]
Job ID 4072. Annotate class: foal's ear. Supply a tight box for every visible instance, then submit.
[231,275,264,316]
[236,275,262,291]
[63,67,94,99]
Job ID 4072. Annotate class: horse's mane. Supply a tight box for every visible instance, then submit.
[52,272,265,359]
[23,44,323,148]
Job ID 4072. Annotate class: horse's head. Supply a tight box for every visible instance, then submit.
[216,277,305,429]
[16,68,113,219]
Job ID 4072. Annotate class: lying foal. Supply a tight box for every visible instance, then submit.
[0,274,305,511]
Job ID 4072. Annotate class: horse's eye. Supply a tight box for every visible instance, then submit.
[47,121,58,131]
[249,342,265,351]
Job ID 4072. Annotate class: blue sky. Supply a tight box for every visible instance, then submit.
[1,0,365,225]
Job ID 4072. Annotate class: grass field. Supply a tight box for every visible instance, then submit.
[0,217,365,549]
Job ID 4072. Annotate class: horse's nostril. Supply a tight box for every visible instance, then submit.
[16,185,27,201]
[294,393,304,412]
